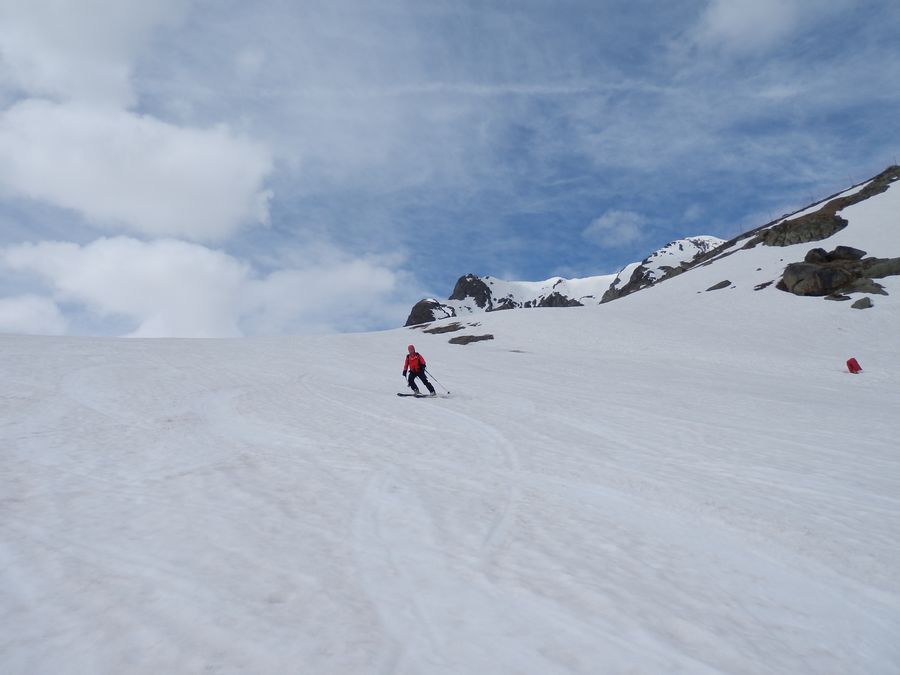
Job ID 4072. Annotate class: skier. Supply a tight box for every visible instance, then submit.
[403,344,436,396]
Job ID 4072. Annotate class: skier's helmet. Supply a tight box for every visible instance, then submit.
[408,344,416,354]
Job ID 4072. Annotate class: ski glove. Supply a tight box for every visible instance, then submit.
[402,371,407,377]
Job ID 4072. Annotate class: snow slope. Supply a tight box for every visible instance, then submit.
[3,183,900,673]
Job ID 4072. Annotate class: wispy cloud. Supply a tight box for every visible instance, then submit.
[0,0,189,106]
[688,0,855,56]
[583,210,650,249]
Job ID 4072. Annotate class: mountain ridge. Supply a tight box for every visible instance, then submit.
[405,165,900,327]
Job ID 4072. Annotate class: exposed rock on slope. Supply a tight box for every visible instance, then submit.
[406,299,456,326]
[778,246,900,298]
[681,166,900,273]
[404,237,721,326]
[601,236,725,303]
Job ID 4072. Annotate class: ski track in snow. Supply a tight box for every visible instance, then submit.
[4,183,900,675]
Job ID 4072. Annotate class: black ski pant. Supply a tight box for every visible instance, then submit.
[407,370,435,393]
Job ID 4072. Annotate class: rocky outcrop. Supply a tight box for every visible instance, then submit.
[448,334,494,345]
[674,165,900,278]
[405,299,455,326]
[537,292,583,308]
[753,212,848,247]
[602,236,725,303]
[748,168,900,248]
[777,246,900,298]
[450,274,492,308]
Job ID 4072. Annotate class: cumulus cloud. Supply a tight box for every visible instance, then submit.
[0,100,273,241]
[0,295,67,335]
[0,0,189,105]
[1,237,409,337]
[583,210,649,248]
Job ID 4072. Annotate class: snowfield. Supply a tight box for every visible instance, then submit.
[3,286,899,674]
[3,180,900,673]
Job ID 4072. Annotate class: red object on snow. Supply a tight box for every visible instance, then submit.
[847,357,862,374]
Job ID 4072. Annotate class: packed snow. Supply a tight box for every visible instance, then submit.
[3,183,900,673]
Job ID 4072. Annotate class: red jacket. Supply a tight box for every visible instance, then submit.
[404,352,426,374]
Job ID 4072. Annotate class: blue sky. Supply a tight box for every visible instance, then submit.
[1,0,899,336]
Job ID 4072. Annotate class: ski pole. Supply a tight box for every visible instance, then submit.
[424,368,450,394]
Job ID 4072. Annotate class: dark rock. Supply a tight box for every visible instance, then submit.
[448,334,494,345]
[805,246,866,263]
[831,246,867,261]
[423,322,464,334]
[865,258,900,278]
[450,274,492,308]
[851,297,874,309]
[804,248,830,263]
[491,297,518,311]
[780,263,853,296]
[537,292,583,308]
[842,278,887,295]
[824,294,851,301]
[753,281,774,291]
[756,213,848,247]
[705,280,732,291]
[779,246,900,298]
[405,299,455,326]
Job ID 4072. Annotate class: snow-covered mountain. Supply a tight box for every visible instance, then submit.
[600,235,724,302]
[405,236,724,326]
[4,167,900,674]
[407,166,900,327]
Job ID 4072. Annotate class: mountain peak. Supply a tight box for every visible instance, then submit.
[404,235,723,326]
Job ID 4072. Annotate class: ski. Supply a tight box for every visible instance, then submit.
[397,392,450,398]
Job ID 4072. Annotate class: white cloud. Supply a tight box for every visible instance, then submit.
[690,0,853,55]
[3,238,249,337]
[243,256,408,335]
[0,295,67,335]
[1,237,410,337]
[0,0,189,106]
[0,100,273,241]
[583,210,649,248]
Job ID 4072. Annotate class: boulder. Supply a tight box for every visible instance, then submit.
[831,246,867,261]
[805,246,866,263]
[779,263,853,296]
[778,246,900,298]
[405,299,454,326]
[804,248,830,263]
